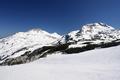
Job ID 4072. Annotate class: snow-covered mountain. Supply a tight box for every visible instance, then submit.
[0,22,120,65]
[68,23,120,41]
[66,22,120,48]
[0,28,61,64]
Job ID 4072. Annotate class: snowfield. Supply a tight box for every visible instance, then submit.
[0,45,120,80]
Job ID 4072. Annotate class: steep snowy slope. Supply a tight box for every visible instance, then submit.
[0,45,120,80]
[68,22,120,41]
[0,29,61,63]
[67,23,120,48]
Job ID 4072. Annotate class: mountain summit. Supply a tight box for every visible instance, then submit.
[68,22,120,42]
[0,29,61,63]
[0,22,120,65]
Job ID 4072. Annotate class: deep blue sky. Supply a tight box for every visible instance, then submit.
[0,0,120,36]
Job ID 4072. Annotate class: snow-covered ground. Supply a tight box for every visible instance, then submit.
[0,45,120,80]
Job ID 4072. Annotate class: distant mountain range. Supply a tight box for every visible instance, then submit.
[0,22,120,65]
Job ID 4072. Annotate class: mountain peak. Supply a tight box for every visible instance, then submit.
[29,28,44,31]
[67,22,120,42]
[84,22,114,29]
[81,22,114,34]
[28,28,46,33]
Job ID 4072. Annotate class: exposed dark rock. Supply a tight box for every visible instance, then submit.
[11,47,28,55]
[64,40,120,54]
[1,39,120,66]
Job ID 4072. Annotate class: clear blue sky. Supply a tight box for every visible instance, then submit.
[0,0,120,36]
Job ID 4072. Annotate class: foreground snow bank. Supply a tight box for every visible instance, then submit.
[0,46,120,80]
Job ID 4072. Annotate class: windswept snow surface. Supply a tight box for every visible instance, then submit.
[0,46,120,80]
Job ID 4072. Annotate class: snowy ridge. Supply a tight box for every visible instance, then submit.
[0,22,120,65]
[81,23,115,39]
[67,22,120,48]
[0,28,61,63]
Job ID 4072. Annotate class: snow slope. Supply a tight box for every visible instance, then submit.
[0,29,61,62]
[68,22,120,42]
[0,45,120,80]
[67,22,120,48]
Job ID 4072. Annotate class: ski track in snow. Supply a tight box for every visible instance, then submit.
[0,45,120,80]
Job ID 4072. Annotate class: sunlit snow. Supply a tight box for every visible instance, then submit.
[0,45,120,80]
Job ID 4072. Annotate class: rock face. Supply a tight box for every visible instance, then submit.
[0,23,120,65]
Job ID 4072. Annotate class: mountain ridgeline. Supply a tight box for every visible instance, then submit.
[0,22,120,65]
